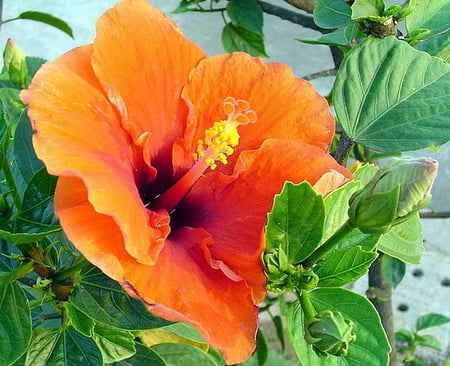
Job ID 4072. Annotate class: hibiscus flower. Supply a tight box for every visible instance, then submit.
[21,0,351,363]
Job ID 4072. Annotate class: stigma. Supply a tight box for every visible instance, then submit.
[193,97,257,170]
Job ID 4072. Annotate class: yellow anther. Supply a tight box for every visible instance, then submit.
[193,97,257,170]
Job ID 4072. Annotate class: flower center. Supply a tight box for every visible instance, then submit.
[150,97,256,212]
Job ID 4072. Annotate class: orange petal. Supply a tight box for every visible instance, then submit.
[91,0,205,173]
[182,139,352,303]
[21,47,166,265]
[121,227,258,365]
[180,52,335,174]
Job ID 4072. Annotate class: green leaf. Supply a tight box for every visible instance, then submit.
[351,0,385,20]
[65,302,95,337]
[25,327,102,366]
[416,32,450,62]
[152,343,219,366]
[0,167,60,244]
[378,212,424,264]
[407,0,450,39]
[313,0,353,29]
[415,313,450,331]
[111,343,166,365]
[256,329,269,366]
[172,0,208,13]
[221,23,267,57]
[414,333,442,351]
[380,254,405,288]
[26,57,46,79]
[323,180,360,241]
[0,88,24,130]
[92,323,135,363]
[0,282,31,366]
[16,11,73,38]
[266,181,325,263]
[300,23,359,46]
[70,266,169,330]
[333,36,450,152]
[315,246,378,287]
[14,111,43,182]
[227,0,263,35]
[306,289,389,364]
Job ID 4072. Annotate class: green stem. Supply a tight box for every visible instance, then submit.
[298,289,316,321]
[53,256,88,283]
[304,221,354,266]
[1,155,22,211]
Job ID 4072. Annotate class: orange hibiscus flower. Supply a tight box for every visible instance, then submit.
[21,0,351,363]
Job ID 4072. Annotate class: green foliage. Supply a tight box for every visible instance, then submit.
[334,36,450,152]
[2,1,449,365]
[3,11,74,38]
[0,282,31,366]
[266,181,325,263]
[395,313,450,363]
[287,289,390,366]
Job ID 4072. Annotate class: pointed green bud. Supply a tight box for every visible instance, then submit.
[3,39,30,88]
[348,158,438,234]
[305,310,356,358]
[396,5,415,20]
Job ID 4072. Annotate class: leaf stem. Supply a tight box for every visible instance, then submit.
[297,289,316,321]
[304,221,354,266]
[52,256,88,283]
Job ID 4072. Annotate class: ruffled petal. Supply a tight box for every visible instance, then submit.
[182,139,352,302]
[180,52,335,174]
[92,0,205,175]
[121,227,258,365]
[21,47,167,265]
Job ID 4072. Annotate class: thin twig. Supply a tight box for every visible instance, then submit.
[284,0,316,14]
[258,1,324,33]
[420,211,450,219]
[303,68,337,80]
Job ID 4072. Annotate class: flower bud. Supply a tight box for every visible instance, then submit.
[305,310,356,358]
[3,39,29,88]
[263,248,318,293]
[348,158,438,234]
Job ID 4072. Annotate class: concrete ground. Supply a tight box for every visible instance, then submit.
[2,0,448,362]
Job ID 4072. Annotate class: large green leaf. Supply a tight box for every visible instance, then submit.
[0,167,60,244]
[226,0,263,35]
[313,0,352,29]
[0,282,31,366]
[378,212,423,264]
[14,111,43,182]
[334,36,450,152]
[111,343,166,365]
[416,32,450,62]
[70,266,169,330]
[380,254,405,288]
[266,181,325,263]
[287,288,390,366]
[315,246,378,287]
[92,323,136,363]
[407,0,450,39]
[221,23,267,57]
[152,343,219,366]
[25,327,102,366]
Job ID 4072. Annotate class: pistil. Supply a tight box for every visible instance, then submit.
[150,97,256,212]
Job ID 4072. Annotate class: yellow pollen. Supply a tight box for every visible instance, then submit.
[194,97,257,170]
